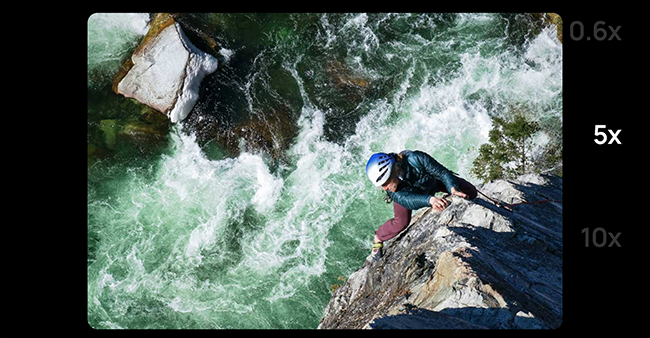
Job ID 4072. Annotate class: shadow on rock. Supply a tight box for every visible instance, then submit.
[370,304,546,329]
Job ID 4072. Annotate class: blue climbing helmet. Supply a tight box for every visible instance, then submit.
[366,153,395,187]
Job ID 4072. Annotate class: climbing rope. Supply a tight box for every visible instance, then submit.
[476,188,562,212]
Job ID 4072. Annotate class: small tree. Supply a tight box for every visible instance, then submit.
[472,114,541,182]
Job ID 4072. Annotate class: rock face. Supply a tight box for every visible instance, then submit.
[114,13,218,123]
[318,174,562,329]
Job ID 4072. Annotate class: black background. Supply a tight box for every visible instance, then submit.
[561,10,643,336]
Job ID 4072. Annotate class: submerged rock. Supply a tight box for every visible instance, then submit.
[118,120,167,144]
[99,119,119,149]
[113,13,218,123]
[183,107,298,161]
[232,109,298,160]
[318,174,562,329]
[327,60,370,90]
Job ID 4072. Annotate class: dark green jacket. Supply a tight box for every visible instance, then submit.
[387,150,459,210]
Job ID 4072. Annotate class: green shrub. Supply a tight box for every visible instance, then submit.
[472,114,542,182]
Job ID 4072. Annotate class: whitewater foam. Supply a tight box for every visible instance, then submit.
[219,48,235,63]
[87,13,150,88]
[156,131,285,263]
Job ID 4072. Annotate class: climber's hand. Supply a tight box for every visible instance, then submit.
[429,196,449,211]
[451,187,468,199]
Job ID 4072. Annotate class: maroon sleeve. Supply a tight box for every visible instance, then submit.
[455,176,478,200]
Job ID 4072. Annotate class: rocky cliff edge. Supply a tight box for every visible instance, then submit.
[318,174,562,329]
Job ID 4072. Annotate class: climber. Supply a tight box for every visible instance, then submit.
[365,150,477,261]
